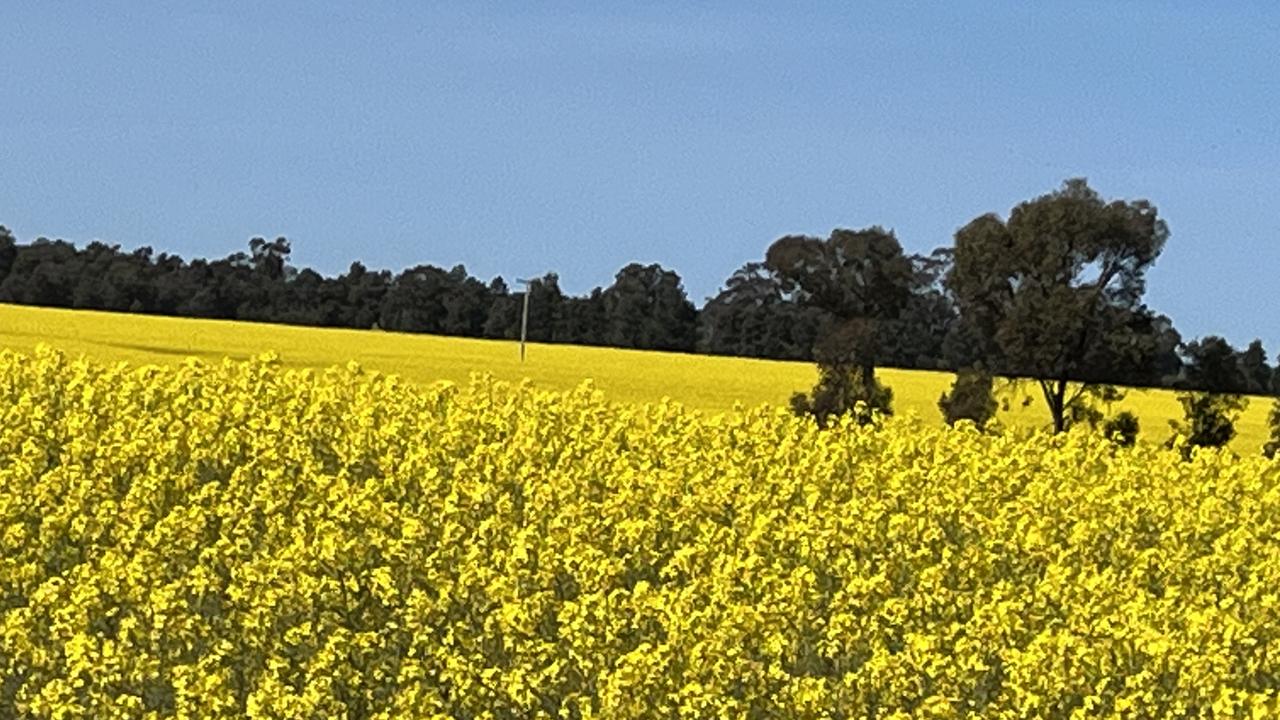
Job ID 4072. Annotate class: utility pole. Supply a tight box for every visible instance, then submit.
[516,277,532,362]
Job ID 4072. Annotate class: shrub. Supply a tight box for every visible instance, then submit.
[1168,391,1248,457]
[1103,411,1140,447]
[790,364,892,427]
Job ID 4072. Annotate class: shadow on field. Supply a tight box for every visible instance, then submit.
[93,339,253,363]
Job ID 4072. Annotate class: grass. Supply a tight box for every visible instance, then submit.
[3,302,1274,453]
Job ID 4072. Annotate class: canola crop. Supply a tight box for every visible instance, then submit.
[3,347,1280,718]
[2,301,1274,454]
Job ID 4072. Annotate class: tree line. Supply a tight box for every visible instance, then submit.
[0,226,953,366]
[0,233,699,353]
[1,178,1277,447]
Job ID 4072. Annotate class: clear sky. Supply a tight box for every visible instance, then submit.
[2,2,1277,351]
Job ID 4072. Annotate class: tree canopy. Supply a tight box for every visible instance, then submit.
[947,178,1172,431]
[765,227,914,377]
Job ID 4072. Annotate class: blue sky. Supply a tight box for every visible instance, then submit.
[2,2,1277,350]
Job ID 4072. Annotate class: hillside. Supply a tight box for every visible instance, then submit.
[4,303,1273,453]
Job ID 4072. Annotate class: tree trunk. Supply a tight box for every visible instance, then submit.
[1040,379,1068,433]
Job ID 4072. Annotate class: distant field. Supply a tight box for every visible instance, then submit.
[4,302,1274,453]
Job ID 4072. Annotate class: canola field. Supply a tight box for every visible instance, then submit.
[1,303,1274,453]
[2,347,1279,717]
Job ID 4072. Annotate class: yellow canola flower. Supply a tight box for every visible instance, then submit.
[1,345,1279,718]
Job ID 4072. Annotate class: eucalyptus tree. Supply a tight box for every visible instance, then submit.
[947,179,1169,433]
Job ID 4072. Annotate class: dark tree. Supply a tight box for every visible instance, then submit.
[765,227,914,384]
[175,259,233,318]
[218,248,275,321]
[524,274,567,343]
[379,265,451,333]
[941,311,992,371]
[483,278,521,340]
[558,290,607,345]
[1180,336,1249,394]
[482,273,567,343]
[379,264,491,336]
[766,227,914,425]
[1148,315,1185,385]
[698,262,827,361]
[881,249,956,370]
[600,263,697,352]
[947,179,1170,432]
[438,266,492,336]
[0,227,15,285]
[1239,339,1273,395]
[278,268,358,327]
[337,262,391,329]
[249,236,291,281]
[0,238,81,307]
[71,241,128,310]
[1169,392,1248,457]
[149,252,193,315]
